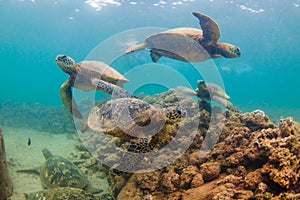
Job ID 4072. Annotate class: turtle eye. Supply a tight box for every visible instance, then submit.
[57,55,67,62]
[61,55,67,61]
[234,47,241,56]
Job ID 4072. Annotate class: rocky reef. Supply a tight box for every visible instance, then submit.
[6,89,298,199]
[0,101,76,134]
[106,111,300,199]
[0,126,13,200]
[75,89,300,199]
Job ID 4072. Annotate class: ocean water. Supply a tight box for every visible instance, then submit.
[0,0,300,121]
[1,0,300,198]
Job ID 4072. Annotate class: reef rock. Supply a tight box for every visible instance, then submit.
[108,113,300,199]
[0,127,13,200]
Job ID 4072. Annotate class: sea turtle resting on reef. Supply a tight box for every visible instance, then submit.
[126,12,241,62]
[17,148,98,193]
[174,80,240,113]
[84,80,187,150]
[87,97,185,152]
[86,80,240,154]
[87,79,238,139]
[55,54,129,118]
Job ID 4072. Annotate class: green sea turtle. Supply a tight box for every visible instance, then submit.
[174,80,240,112]
[85,79,239,154]
[17,148,96,192]
[126,12,241,62]
[55,55,129,118]
[87,98,184,142]
[85,80,187,152]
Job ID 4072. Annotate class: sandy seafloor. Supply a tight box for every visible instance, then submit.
[2,126,109,200]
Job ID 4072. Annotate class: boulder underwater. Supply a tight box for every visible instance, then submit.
[0,126,13,200]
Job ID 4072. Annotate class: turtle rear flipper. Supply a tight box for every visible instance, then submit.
[192,12,220,46]
[125,42,147,54]
[60,79,82,119]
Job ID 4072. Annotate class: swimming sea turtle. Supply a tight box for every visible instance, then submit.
[17,148,96,192]
[126,12,241,62]
[174,80,240,112]
[56,55,129,118]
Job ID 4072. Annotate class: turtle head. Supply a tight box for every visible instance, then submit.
[55,54,77,74]
[215,42,241,58]
[196,80,210,99]
[42,148,53,159]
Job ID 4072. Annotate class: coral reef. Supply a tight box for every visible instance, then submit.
[107,111,300,199]
[64,89,299,199]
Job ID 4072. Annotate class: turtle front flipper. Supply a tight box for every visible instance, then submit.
[192,12,220,46]
[91,79,135,98]
[60,79,82,119]
[150,49,162,63]
[211,96,240,113]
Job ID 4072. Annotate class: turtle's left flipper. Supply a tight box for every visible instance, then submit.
[150,49,162,63]
[91,79,136,98]
[60,79,82,119]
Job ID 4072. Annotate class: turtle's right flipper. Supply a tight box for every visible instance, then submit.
[91,79,136,98]
[211,96,240,113]
[60,79,82,119]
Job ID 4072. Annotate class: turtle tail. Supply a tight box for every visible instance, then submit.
[125,42,147,54]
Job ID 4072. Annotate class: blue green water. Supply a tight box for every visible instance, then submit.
[1,0,300,122]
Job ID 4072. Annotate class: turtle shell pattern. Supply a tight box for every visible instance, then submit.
[40,148,89,189]
[88,98,166,139]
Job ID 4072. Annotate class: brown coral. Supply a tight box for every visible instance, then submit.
[199,161,221,182]
[105,107,300,199]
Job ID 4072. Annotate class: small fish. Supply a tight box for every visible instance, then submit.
[27,138,31,146]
